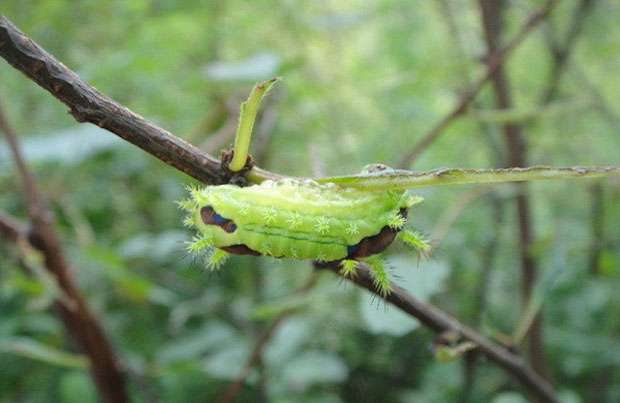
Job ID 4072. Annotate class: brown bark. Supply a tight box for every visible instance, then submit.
[0,100,129,403]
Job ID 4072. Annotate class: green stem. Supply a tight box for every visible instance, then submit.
[229,78,279,172]
[316,166,620,191]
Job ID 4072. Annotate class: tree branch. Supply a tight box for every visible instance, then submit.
[0,98,129,403]
[398,0,559,168]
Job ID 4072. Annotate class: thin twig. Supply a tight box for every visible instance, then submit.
[541,0,597,104]
[572,65,620,132]
[398,0,559,168]
[430,186,491,245]
[317,166,620,190]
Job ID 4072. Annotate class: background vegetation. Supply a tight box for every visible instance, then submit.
[1,1,619,402]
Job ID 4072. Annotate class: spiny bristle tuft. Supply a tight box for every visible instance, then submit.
[387,211,407,229]
[340,259,359,278]
[365,255,392,296]
[399,230,431,258]
[185,184,202,198]
[206,249,230,270]
[189,186,213,205]
[405,195,424,208]
[186,235,214,254]
[315,252,327,263]
[182,216,195,228]
[176,198,197,212]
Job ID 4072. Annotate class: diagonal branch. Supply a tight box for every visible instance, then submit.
[541,0,597,104]
[398,0,559,168]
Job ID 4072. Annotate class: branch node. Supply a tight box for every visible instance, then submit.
[220,148,254,187]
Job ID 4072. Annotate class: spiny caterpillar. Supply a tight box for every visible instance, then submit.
[178,78,620,296]
[179,165,431,295]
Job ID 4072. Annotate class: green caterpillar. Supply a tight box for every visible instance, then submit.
[178,78,620,295]
[179,165,430,295]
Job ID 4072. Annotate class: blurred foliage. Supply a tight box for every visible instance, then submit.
[1,0,619,402]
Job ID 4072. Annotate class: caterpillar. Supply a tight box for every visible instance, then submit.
[178,164,431,295]
[177,79,620,295]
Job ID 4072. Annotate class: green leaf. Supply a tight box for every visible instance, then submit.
[264,319,312,365]
[202,343,249,380]
[280,351,348,390]
[158,321,240,365]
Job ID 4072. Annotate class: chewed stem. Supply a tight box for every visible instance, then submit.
[229,77,279,172]
[316,166,620,191]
